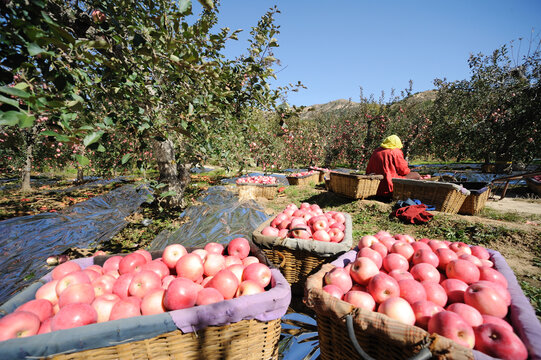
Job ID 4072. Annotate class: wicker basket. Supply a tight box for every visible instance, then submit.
[51,318,282,360]
[328,172,383,199]
[286,172,320,186]
[236,183,279,200]
[308,167,330,183]
[252,213,353,296]
[526,177,541,197]
[392,178,469,214]
[454,182,491,215]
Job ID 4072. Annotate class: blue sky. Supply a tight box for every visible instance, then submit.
[192,1,541,107]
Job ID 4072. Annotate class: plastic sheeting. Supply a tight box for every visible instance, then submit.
[149,186,271,250]
[0,184,151,305]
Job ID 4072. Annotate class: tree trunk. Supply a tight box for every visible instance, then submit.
[20,127,37,192]
[152,138,189,209]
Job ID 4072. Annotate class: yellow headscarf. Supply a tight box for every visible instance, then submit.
[380,135,403,149]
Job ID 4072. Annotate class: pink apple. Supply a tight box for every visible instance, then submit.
[398,279,427,305]
[367,273,400,303]
[428,311,475,348]
[55,270,91,297]
[428,239,448,252]
[141,260,170,280]
[410,263,440,283]
[191,249,208,261]
[227,264,245,283]
[388,269,414,282]
[459,253,483,267]
[102,255,123,273]
[481,259,494,268]
[324,267,353,294]
[435,247,459,271]
[278,228,289,238]
[141,288,166,316]
[475,280,511,306]
[35,279,59,306]
[86,264,104,275]
[134,249,153,263]
[207,269,240,300]
[358,235,379,248]
[390,241,414,261]
[441,278,469,304]
[322,284,343,299]
[271,213,288,227]
[118,252,147,275]
[242,256,260,267]
[164,277,198,310]
[236,280,265,297]
[203,253,226,277]
[175,253,204,281]
[411,241,431,253]
[411,300,444,330]
[378,297,416,325]
[470,246,490,260]
[382,253,409,273]
[446,259,480,284]
[357,247,382,269]
[446,302,483,327]
[128,270,161,299]
[481,315,514,332]
[109,297,141,320]
[92,274,116,296]
[349,257,379,285]
[374,230,392,240]
[38,317,52,335]
[464,282,508,318]
[162,244,188,269]
[422,281,448,308]
[329,222,345,231]
[370,241,388,258]
[52,261,82,281]
[313,229,331,242]
[204,242,225,255]
[328,228,344,243]
[161,274,175,290]
[343,290,376,311]
[261,226,280,237]
[92,293,120,323]
[379,236,397,251]
[242,263,272,288]
[310,215,329,231]
[449,242,472,255]
[196,287,225,305]
[82,268,101,282]
[0,311,40,341]
[58,283,95,308]
[224,255,242,267]
[474,323,528,360]
[227,237,251,259]
[412,249,439,268]
[479,266,508,288]
[51,303,97,331]
[15,299,53,323]
[112,272,136,299]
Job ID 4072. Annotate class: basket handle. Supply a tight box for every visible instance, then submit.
[345,314,432,360]
[275,250,287,268]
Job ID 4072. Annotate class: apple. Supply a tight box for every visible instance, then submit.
[412,249,439,268]
[310,215,329,231]
[227,237,251,259]
[112,272,136,299]
[410,263,440,283]
[92,274,116,297]
[382,253,409,273]
[109,297,141,320]
[163,278,198,310]
[367,273,400,303]
[204,242,225,255]
[176,253,204,281]
[271,213,288,227]
[203,253,226,277]
[446,302,483,327]
[227,264,245,283]
[162,244,188,269]
[370,242,388,258]
[390,241,414,261]
[242,263,272,288]
[379,236,396,251]
[118,253,147,275]
[459,253,483,267]
[475,280,511,306]
[83,268,101,282]
[398,279,427,305]
[91,9,106,23]
[481,315,514,332]
[481,259,494,268]
[357,247,383,269]
[51,303,98,331]
[328,228,345,243]
[322,284,343,299]
[15,299,53,322]
[435,247,459,271]
[55,270,91,297]
[102,255,123,273]
[446,259,480,284]
[86,264,104,275]
[479,266,508,288]
[470,245,490,260]
[329,222,345,231]
[51,261,82,281]
[242,256,260,267]
[261,226,280,237]
[324,267,353,294]
[421,281,448,308]
[236,280,265,297]
[134,249,153,263]
[207,269,240,300]
[378,297,416,325]
[374,230,392,240]
[58,283,95,308]
[38,317,52,335]
[141,288,166,316]
[141,260,170,280]
[440,278,469,304]
[388,269,414,282]
[464,282,508,318]
[224,255,242,267]
[343,290,376,311]
[35,279,59,306]
[411,241,431,253]
[191,249,208,261]
[428,311,475,349]
[358,235,379,248]
[313,229,331,242]
[349,257,379,285]
[449,241,472,254]
[129,270,161,299]
[0,311,41,341]
[428,239,448,252]
[411,300,444,330]
[92,293,120,322]
[474,323,528,360]
[196,287,225,305]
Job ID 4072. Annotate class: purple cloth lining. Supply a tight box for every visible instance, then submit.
[330,247,541,360]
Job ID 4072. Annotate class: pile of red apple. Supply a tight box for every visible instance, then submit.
[261,202,346,243]
[288,170,317,178]
[0,238,274,342]
[236,176,278,185]
[309,166,330,172]
[321,231,528,360]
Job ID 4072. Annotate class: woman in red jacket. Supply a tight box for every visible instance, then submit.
[366,135,421,198]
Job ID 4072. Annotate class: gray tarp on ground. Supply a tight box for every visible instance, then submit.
[0,184,151,305]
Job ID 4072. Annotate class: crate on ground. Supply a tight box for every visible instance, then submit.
[308,167,331,183]
[392,178,470,214]
[237,183,279,200]
[328,172,383,199]
[286,171,320,186]
[304,248,541,360]
[526,176,541,197]
[0,243,290,360]
[452,182,491,215]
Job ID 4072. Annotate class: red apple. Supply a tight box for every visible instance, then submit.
[242,256,260,267]
[350,257,379,285]
[479,266,508,288]
[470,246,490,260]
[475,280,511,306]
[440,278,469,304]
[102,255,123,274]
[236,280,265,297]
[481,315,514,332]
[161,274,175,290]
[109,297,141,320]
[92,274,116,297]
[242,263,272,288]
[58,283,95,308]
[313,229,331,242]
[162,244,188,269]
[446,259,480,284]
[343,290,376,311]
[204,242,224,255]
[324,267,353,294]
[464,282,508,318]
[118,253,147,275]
[412,248,439,268]
[92,293,120,323]
[175,253,204,281]
[163,278,198,310]
[367,273,400,303]
[410,263,440,283]
[141,260,170,280]
[203,253,226,277]
[328,228,344,243]
[86,264,104,275]
[370,241,388,258]
[411,241,431,253]
[207,269,240,300]
[196,287,225,305]
[322,284,343,299]
[382,253,409,273]
[422,281,448,308]
[55,270,91,297]
[449,242,472,255]
[435,247,459,271]
[227,237,251,259]
[261,226,280,237]
[411,300,444,330]
[379,236,396,251]
[388,269,414,282]
[428,239,448,252]
[51,303,97,331]
[227,264,245,283]
[398,279,427,305]
[141,288,166,316]
[128,270,161,299]
[428,311,475,349]
[0,311,40,341]
[390,241,414,261]
[459,253,483,267]
[15,299,53,322]
[35,279,59,306]
[446,302,483,327]
[134,249,153,263]
[112,272,136,299]
[374,230,392,240]
[37,317,52,335]
[358,235,379,248]
[224,255,242,267]
[357,247,383,269]
[191,249,208,261]
[474,323,528,360]
[378,297,416,325]
[51,261,82,281]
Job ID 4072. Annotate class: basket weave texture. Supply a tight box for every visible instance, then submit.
[304,262,474,360]
[458,188,491,215]
[392,179,468,214]
[236,183,278,200]
[286,172,320,186]
[51,318,282,360]
[328,172,383,199]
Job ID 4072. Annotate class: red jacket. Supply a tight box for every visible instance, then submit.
[366,147,411,196]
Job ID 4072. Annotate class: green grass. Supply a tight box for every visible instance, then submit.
[479,207,541,224]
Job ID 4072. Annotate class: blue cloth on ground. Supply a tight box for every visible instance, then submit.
[395,198,435,211]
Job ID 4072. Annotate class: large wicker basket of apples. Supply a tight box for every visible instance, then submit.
[304,231,541,360]
[0,238,290,360]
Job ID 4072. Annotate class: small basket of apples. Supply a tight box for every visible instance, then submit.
[286,170,320,186]
[0,238,290,360]
[235,175,281,200]
[304,231,541,360]
[252,202,353,295]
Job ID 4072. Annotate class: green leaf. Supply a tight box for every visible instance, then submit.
[196,0,213,10]
[160,190,177,198]
[170,54,180,62]
[121,153,133,164]
[40,131,71,142]
[97,144,106,152]
[27,42,46,56]
[179,0,193,13]
[0,111,21,126]
[83,131,104,147]
[155,183,167,189]
[74,154,90,166]
[0,85,30,98]
[13,83,29,90]
[18,114,35,128]
[0,94,21,108]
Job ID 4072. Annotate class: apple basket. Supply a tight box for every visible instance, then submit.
[328,172,383,199]
[286,171,320,186]
[252,212,353,296]
[304,248,541,360]
[0,242,291,360]
[236,183,280,200]
[308,166,331,183]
